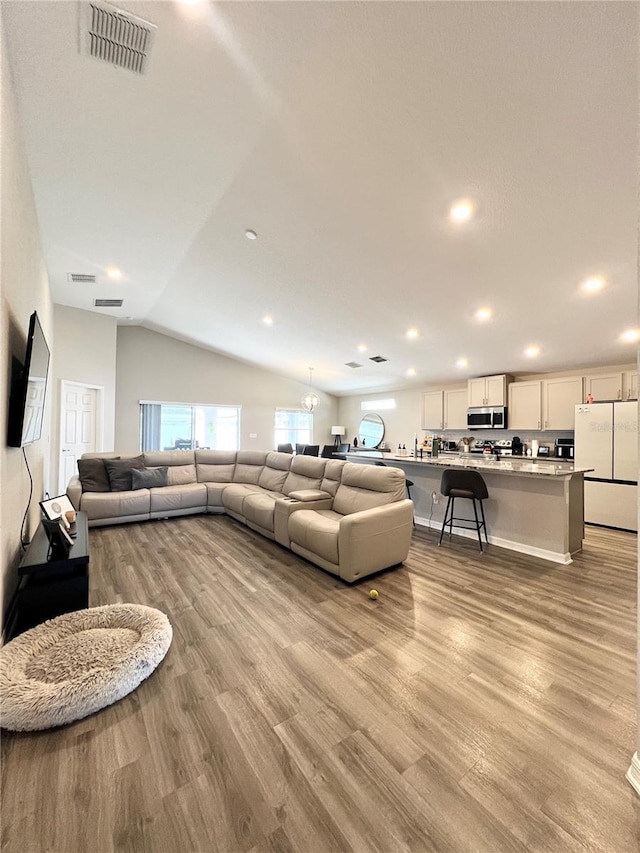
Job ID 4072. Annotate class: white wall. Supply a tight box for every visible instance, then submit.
[0,12,53,633]
[52,305,117,488]
[115,326,339,453]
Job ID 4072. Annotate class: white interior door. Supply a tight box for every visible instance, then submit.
[59,383,101,493]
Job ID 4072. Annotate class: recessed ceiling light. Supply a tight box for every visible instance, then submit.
[524,345,540,358]
[245,229,257,240]
[357,344,368,352]
[620,329,640,343]
[406,327,419,340]
[449,199,475,223]
[261,315,273,326]
[106,266,122,280]
[475,307,492,322]
[406,368,417,377]
[456,357,469,369]
[582,277,605,293]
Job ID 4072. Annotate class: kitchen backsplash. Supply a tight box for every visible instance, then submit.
[387,429,575,453]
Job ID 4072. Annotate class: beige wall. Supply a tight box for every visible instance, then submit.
[115,326,339,453]
[52,305,117,490]
[0,13,53,632]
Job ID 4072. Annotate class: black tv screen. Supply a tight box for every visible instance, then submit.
[8,311,50,447]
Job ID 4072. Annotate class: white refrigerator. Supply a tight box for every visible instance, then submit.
[574,402,638,532]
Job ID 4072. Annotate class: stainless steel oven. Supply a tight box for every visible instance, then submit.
[467,406,508,429]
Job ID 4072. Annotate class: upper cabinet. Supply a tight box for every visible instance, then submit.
[508,381,542,431]
[468,374,512,407]
[623,370,638,400]
[583,372,623,401]
[542,376,583,430]
[443,388,468,430]
[422,390,443,430]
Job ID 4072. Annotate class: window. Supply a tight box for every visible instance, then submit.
[361,398,396,411]
[140,402,240,452]
[275,409,312,449]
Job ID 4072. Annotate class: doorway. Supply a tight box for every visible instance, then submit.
[58,381,103,493]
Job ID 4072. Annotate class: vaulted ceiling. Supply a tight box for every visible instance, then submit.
[4,1,637,394]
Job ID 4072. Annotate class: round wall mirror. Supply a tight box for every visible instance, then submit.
[358,413,385,448]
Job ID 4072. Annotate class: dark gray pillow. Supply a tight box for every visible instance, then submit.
[105,456,145,492]
[77,457,119,493]
[131,466,168,490]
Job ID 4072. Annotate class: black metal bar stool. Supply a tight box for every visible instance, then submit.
[375,461,415,527]
[438,469,489,551]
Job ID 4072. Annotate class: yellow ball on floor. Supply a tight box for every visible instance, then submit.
[369,589,379,600]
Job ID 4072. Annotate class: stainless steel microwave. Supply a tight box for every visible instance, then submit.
[467,406,508,429]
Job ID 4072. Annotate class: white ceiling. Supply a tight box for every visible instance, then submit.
[4,1,637,395]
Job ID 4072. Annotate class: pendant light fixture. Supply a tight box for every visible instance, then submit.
[301,367,320,413]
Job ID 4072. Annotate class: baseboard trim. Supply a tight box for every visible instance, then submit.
[414,516,572,565]
[626,752,640,796]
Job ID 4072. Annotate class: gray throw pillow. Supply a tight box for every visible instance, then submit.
[131,466,169,490]
[105,456,145,492]
[77,458,118,493]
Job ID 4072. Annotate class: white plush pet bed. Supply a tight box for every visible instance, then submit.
[0,604,172,731]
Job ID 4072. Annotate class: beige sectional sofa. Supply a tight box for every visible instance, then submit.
[67,450,414,582]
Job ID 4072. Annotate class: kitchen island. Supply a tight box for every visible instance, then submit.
[346,452,593,564]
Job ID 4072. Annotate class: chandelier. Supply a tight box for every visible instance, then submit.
[301,367,320,413]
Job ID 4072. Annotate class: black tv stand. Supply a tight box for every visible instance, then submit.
[4,512,90,642]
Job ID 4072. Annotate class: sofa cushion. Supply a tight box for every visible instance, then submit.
[149,483,207,512]
[233,451,268,485]
[205,483,232,508]
[80,489,150,520]
[167,464,197,485]
[77,458,115,493]
[258,452,291,492]
[332,463,406,515]
[282,455,326,495]
[321,459,347,497]
[132,466,168,490]
[288,509,341,564]
[222,483,264,515]
[196,450,237,484]
[105,456,145,492]
[144,451,195,467]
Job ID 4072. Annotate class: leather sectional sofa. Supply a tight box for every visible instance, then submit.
[67,450,414,582]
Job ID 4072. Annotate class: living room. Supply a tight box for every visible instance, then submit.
[1,2,638,851]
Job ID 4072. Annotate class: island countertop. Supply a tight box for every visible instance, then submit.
[346,452,593,478]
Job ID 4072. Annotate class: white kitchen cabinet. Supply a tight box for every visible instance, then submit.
[422,391,443,429]
[443,388,468,430]
[583,372,623,402]
[542,376,583,430]
[623,370,638,400]
[508,381,542,430]
[468,374,511,407]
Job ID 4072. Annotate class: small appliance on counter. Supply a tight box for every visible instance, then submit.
[471,440,495,454]
[537,445,551,457]
[443,440,458,452]
[554,438,575,459]
[493,436,524,457]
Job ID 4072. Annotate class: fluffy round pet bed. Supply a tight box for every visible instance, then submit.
[0,604,172,731]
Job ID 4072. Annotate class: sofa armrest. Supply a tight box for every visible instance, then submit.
[286,489,332,502]
[338,499,414,582]
[274,495,334,548]
[67,475,82,511]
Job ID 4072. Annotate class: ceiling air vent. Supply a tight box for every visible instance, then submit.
[80,2,156,74]
[369,355,389,363]
[67,273,96,283]
[345,362,363,369]
[94,298,123,308]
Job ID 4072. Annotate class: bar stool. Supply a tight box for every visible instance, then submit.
[438,469,489,552]
[375,461,415,527]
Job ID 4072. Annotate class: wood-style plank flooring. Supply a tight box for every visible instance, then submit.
[2,517,639,852]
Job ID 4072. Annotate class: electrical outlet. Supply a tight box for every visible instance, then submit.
[432,491,439,504]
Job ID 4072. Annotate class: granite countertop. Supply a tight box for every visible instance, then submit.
[346,452,592,478]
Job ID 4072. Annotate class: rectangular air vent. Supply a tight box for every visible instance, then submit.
[80,2,156,74]
[369,355,389,363]
[67,273,96,283]
[94,298,123,308]
[345,362,363,369]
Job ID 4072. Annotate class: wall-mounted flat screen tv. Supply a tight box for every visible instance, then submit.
[7,311,50,447]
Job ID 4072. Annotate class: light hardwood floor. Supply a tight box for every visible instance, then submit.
[2,518,639,853]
